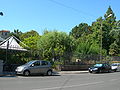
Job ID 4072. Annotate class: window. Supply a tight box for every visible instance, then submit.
[41,61,48,66]
[33,61,40,66]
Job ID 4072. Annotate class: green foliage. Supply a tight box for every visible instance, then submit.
[37,31,76,61]
[20,30,41,60]
[109,28,120,56]
[22,35,40,49]
[69,23,92,39]
[104,6,116,24]
[20,30,39,41]
[1,6,120,65]
[10,29,22,40]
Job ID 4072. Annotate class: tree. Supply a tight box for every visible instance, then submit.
[109,26,120,56]
[91,6,116,54]
[20,30,40,60]
[74,33,106,61]
[102,6,116,54]
[20,30,39,41]
[10,29,22,40]
[69,23,91,39]
[104,6,116,24]
[37,31,76,63]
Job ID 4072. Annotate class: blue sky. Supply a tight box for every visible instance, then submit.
[0,0,120,35]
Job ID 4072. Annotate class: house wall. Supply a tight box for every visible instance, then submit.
[0,60,3,73]
[0,30,10,39]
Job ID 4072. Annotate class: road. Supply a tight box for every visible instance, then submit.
[0,72,120,90]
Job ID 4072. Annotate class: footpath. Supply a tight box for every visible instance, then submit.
[58,70,88,74]
[0,72,16,77]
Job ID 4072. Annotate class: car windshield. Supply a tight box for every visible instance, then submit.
[94,64,103,67]
[25,61,35,65]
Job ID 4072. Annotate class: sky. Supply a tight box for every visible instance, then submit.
[0,0,120,35]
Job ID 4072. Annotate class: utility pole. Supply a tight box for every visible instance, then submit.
[100,14,112,62]
[100,20,103,62]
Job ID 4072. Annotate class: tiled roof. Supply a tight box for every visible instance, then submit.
[0,30,10,32]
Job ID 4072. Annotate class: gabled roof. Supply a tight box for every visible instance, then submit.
[0,36,27,51]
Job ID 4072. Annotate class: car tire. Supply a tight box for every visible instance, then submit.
[108,69,112,73]
[47,70,52,76]
[89,71,92,73]
[98,69,102,73]
[114,69,117,72]
[24,70,30,76]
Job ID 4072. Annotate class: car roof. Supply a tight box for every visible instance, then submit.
[112,63,120,64]
[95,63,109,65]
[31,60,48,62]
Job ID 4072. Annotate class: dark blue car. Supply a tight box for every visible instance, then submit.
[89,63,111,73]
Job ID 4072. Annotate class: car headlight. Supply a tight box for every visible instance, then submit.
[16,67,24,72]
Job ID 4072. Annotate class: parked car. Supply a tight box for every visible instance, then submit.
[15,60,53,76]
[88,63,111,73]
[111,63,120,72]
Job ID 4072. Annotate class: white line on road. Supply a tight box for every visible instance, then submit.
[33,81,104,90]
[110,79,119,81]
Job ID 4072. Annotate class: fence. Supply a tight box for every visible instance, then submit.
[61,64,92,71]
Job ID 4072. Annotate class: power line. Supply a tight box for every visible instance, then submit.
[48,0,96,18]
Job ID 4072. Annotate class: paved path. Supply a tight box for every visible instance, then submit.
[58,70,88,74]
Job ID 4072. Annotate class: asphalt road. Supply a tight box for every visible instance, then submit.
[0,72,120,90]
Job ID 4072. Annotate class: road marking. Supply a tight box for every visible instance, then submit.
[33,81,104,90]
[110,79,118,81]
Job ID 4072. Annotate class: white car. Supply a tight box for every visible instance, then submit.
[111,63,120,72]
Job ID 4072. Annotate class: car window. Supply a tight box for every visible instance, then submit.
[94,64,103,67]
[105,64,108,66]
[104,64,110,67]
[33,61,40,66]
[112,64,118,66]
[41,61,48,66]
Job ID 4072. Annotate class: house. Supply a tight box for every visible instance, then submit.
[0,37,4,42]
[0,30,10,39]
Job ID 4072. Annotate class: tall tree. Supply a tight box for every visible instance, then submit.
[109,22,120,56]
[69,23,91,39]
[104,6,116,24]
[102,6,116,54]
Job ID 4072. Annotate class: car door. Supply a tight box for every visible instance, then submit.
[117,64,120,71]
[39,61,50,74]
[100,64,105,72]
[104,64,110,72]
[29,61,41,74]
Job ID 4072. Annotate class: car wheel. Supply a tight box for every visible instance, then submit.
[108,69,112,73]
[89,71,92,73]
[98,69,102,73]
[114,69,117,72]
[24,70,30,76]
[47,70,52,76]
